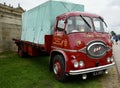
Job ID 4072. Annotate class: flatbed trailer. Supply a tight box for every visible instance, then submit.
[13,35,52,56]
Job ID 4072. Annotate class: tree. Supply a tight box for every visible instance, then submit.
[111,31,116,36]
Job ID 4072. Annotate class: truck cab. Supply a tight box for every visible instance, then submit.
[50,12,115,82]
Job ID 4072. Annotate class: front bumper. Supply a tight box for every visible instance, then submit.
[69,62,115,75]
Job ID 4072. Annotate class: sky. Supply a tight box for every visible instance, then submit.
[0,0,120,34]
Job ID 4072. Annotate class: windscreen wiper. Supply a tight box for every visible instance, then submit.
[99,17,108,27]
[80,15,91,28]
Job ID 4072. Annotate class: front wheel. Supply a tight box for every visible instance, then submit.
[53,55,67,82]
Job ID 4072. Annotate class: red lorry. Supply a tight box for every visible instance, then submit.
[13,1,115,82]
[13,11,115,82]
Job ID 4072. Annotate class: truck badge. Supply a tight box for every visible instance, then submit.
[93,47,101,52]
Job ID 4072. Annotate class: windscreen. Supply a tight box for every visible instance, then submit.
[66,16,93,34]
[93,18,107,32]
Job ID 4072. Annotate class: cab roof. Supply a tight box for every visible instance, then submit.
[57,11,102,19]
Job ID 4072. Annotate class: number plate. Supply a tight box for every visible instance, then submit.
[93,71,104,76]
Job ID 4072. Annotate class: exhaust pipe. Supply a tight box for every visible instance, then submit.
[82,74,87,80]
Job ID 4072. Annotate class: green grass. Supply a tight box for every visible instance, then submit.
[0,52,103,88]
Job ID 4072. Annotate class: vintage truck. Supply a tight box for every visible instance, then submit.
[13,1,115,82]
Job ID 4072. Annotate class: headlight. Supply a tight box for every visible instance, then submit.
[110,58,114,62]
[74,61,79,68]
[79,61,84,67]
[107,58,111,63]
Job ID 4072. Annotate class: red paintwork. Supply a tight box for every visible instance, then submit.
[45,35,53,53]
[13,12,113,76]
[13,38,45,56]
[56,12,103,21]
[51,12,112,74]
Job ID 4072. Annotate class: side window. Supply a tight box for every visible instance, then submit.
[57,19,65,31]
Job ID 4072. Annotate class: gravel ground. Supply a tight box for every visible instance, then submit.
[101,42,120,88]
[101,66,120,88]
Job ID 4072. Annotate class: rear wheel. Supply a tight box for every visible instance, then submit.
[53,55,67,82]
[18,45,26,57]
[18,47,24,57]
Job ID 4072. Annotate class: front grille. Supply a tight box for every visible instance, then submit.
[87,42,107,58]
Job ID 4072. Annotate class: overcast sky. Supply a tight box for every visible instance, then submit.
[0,0,120,34]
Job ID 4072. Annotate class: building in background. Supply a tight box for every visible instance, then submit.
[0,2,24,52]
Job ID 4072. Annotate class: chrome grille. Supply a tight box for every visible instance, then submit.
[87,42,107,58]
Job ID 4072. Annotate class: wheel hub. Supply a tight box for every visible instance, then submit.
[53,62,62,76]
[53,64,58,75]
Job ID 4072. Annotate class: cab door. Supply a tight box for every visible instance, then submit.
[52,18,66,48]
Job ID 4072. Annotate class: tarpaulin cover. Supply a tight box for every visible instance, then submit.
[21,1,84,44]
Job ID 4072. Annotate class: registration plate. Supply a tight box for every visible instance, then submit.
[93,70,104,76]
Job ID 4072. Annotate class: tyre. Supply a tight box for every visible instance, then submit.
[53,55,67,82]
[18,45,26,57]
[18,48,24,57]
